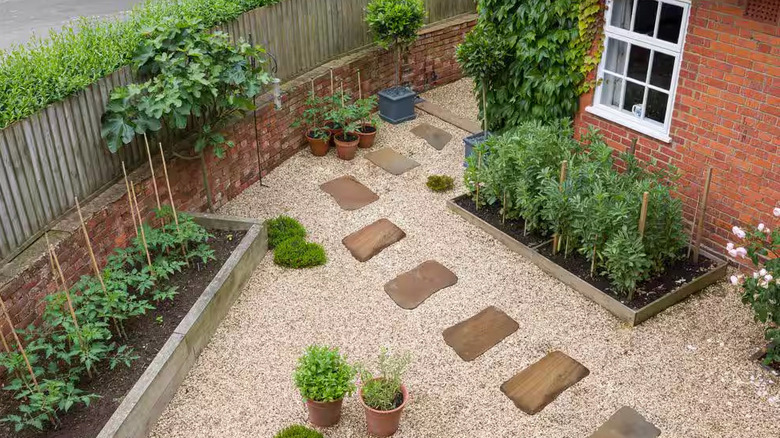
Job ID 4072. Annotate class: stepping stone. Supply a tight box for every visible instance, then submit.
[589,407,661,438]
[410,123,453,150]
[384,260,458,309]
[320,176,379,211]
[342,219,406,262]
[415,100,482,134]
[442,306,518,361]
[364,148,420,175]
[500,351,589,415]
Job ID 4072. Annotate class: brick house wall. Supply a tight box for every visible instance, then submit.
[574,0,779,256]
[0,15,476,332]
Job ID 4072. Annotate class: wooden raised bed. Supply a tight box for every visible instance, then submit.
[447,197,728,326]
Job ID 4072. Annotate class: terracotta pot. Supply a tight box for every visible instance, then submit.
[357,124,377,149]
[334,133,359,160]
[306,131,330,156]
[325,121,343,146]
[306,398,344,427]
[359,382,409,437]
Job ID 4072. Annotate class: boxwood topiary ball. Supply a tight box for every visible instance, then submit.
[266,215,307,248]
[274,425,324,438]
[273,237,327,268]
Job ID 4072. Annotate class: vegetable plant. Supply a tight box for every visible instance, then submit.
[365,0,426,86]
[359,348,411,411]
[293,346,357,402]
[292,92,331,140]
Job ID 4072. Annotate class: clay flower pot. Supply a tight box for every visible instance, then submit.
[325,121,343,146]
[306,131,330,156]
[357,124,378,149]
[359,382,409,437]
[334,133,360,160]
[306,398,344,427]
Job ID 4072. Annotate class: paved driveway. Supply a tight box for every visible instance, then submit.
[0,0,144,49]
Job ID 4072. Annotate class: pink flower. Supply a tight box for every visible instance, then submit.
[732,226,746,239]
[765,274,774,282]
[726,242,735,251]
[758,223,765,232]
[730,275,740,285]
[774,207,780,217]
[735,247,747,258]
[759,268,767,276]
[728,249,738,258]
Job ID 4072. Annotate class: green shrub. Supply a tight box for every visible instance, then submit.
[266,216,307,248]
[274,425,324,438]
[0,0,278,129]
[293,346,356,403]
[426,175,454,192]
[359,348,412,411]
[274,237,327,269]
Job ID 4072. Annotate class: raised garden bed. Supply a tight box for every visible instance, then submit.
[448,194,727,326]
[1,213,267,438]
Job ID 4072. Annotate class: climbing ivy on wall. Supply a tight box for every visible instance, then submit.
[463,0,604,129]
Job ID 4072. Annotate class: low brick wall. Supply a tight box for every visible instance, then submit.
[0,14,476,331]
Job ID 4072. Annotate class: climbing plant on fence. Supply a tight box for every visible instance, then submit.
[460,0,603,130]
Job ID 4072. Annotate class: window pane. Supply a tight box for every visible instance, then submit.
[600,73,624,108]
[627,45,651,82]
[633,0,658,36]
[649,52,675,89]
[622,82,646,116]
[610,0,633,30]
[604,38,629,74]
[646,89,669,123]
[657,3,684,43]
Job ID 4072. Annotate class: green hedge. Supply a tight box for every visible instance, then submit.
[0,0,277,129]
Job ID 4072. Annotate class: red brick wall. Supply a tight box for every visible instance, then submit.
[574,0,779,256]
[0,15,476,332]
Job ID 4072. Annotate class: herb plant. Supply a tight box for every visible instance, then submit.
[359,348,411,411]
[274,238,327,269]
[274,425,324,438]
[266,216,307,248]
[293,346,357,403]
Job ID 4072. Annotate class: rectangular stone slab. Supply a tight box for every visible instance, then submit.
[410,123,453,150]
[500,351,589,415]
[589,407,661,438]
[320,175,379,211]
[442,306,519,361]
[342,219,406,262]
[384,260,458,309]
[364,148,420,175]
[415,100,482,134]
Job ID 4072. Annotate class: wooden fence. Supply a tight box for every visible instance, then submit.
[0,0,476,261]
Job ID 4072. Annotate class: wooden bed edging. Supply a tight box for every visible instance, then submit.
[446,199,728,326]
[97,213,268,438]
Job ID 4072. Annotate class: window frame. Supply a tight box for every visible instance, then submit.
[587,0,691,143]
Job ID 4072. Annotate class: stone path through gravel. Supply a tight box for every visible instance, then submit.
[150,79,779,438]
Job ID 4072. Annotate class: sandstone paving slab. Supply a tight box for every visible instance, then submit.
[364,148,420,175]
[415,100,482,134]
[384,260,458,309]
[319,175,379,211]
[410,123,453,150]
[500,351,589,415]
[442,306,518,361]
[588,407,661,438]
[342,219,406,262]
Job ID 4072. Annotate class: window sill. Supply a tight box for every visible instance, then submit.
[585,106,672,143]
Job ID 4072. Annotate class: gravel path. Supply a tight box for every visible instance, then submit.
[150,79,778,438]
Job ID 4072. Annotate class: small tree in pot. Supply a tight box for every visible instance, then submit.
[366,0,425,124]
[293,345,357,427]
[292,92,331,156]
[358,349,412,437]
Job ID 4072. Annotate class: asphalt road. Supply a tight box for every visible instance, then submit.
[0,0,145,50]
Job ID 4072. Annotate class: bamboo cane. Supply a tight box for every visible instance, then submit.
[502,189,507,224]
[638,192,649,238]
[358,70,362,99]
[311,79,315,96]
[553,160,568,255]
[143,134,164,226]
[692,167,713,263]
[590,245,597,276]
[47,234,92,378]
[475,151,482,211]
[130,183,154,274]
[340,81,344,107]
[159,143,189,266]
[687,193,701,258]
[122,162,138,237]
[0,298,39,389]
[482,83,488,133]
[330,68,334,95]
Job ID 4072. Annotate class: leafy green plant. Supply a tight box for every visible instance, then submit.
[292,92,331,140]
[266,215,307,248]
[354,96,381,131]
[274,425,324,438]
[601,226,652,295]
[359,348,411,411]
[293,345,357,403]
[274,237,327,269]
[426,175,454,192]
[365,0,426,85]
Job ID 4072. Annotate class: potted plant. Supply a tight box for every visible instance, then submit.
[355,96,381,148]
[327,100,361,161]
[293,345,357,427]
[292,92,331,156]
[358,349,412,437]
[365,0,426,124]
[455,23,509,162]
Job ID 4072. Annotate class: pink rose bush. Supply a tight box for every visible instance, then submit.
[727,206,779,366]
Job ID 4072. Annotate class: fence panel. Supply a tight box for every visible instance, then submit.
[0,0,475,261]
